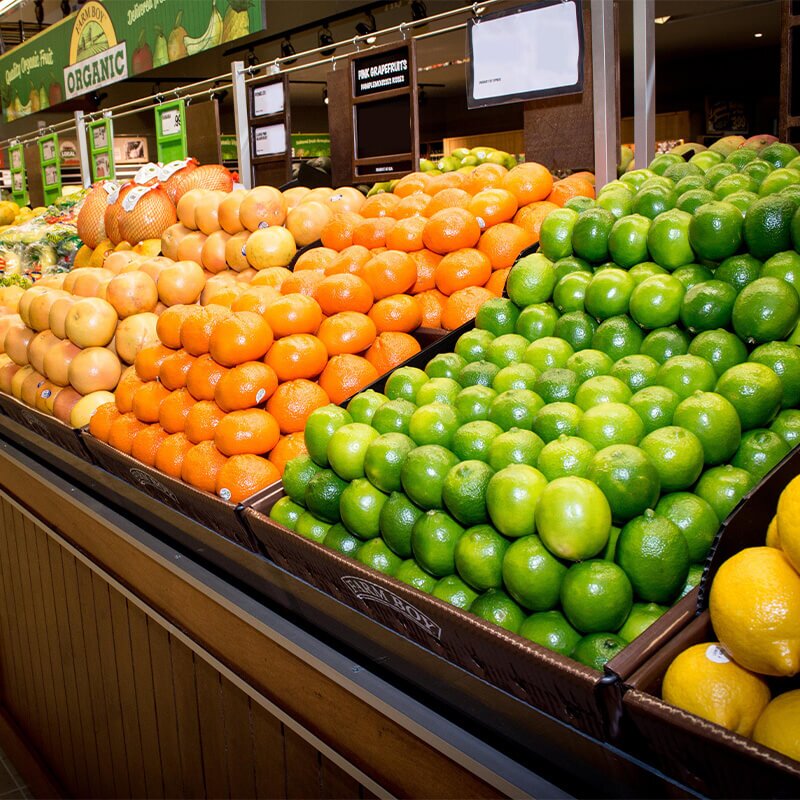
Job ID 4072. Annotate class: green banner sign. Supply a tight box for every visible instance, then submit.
[39,133,62,206]
[0,0,264,123]
[88,117,115,181]
[8,144,28,206]
[291,134,331,158]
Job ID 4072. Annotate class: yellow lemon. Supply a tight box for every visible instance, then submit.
[710,547,800,676]
[662,642,771,736]
[766,514,782,549]
[777,475,800,572]
[752,689,800,761]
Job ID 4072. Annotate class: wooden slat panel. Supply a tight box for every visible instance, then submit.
[221,677,257,800]
[321,755,362,800]
[284,727,322,800]
[194,656,231,800]
[251,700,286,799]
[0,501,25,731]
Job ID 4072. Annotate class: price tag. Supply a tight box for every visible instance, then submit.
[92,125,108,150]
[44,164,58,186]
[10,149,20,170]
[254,124,286,156]
[42,139,56,161]
[253,83,285,117]
[94,153,110,178]
[160,108,182,136]
[12,172,22,191]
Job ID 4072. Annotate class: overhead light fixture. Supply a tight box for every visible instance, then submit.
[323,87,328,105]
[754,32,763,38]
[356,12,377,44]
[280,37,297,65]
[34,0,44,27]
[319,23,336,56]
[247,47,258,67]
[654,16,671,24]
[411,1,428,22]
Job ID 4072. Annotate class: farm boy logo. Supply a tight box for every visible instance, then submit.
[64,2,127,99]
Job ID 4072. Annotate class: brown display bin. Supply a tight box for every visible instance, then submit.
[244,487,698,742]
[0,391,90,461]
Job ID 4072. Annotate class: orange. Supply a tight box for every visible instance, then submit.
[294,246,338,272]
[463,163,508,195]
[159,350,197,391]
[88,402,121,442]
[132,381,171,423]
[266,378,331,434]
[513,200,560,244]
[280,269,326,297]
[359,250,417,299]
[215,454,280,504]
[427,171,467,194]
[416,289,448,328]
[393,192,432,219]
[215,361,278,412]
[158,388,196,434]
[231,286,282,315]
[214,408,281,456]
[264,293,323,337]
[422,208,481,254]
[314,273,373,315]
[360,193,400,218]
[115,368,146,414]
[179,305,231,356]
[368,294,422,333]
[134,344,175,382]
[410,249,442,293]
[317,311,377,355]
[548,176,595,207]
[320,212,364,251]
[264,334,328,381]
[441,286,495,330]
[130,424,169,466]
[208,311,273,366]
[365,332,421,374]
[324,244,372,276]
[352,217,396,249]
[250,266,293,290]
[392,173,431,198]
[501,163,554,205]
[268,432,308,476]
[181,441,229,493]
[185,400,226,443]
[435,248,492,296]
[186,354,229,401]
[107,412,149,454]
[570,171,596,186]
[477,222,534,269]
[201,284,241,308]
[318,354,379,405]
[156,305,193,349]
[485,267,511,297]
[385,215,427,252]
[155,432,194,478]
[424,188,472,217]
[468,188,519,228]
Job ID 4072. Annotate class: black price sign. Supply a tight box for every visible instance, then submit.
[354,47,411,97]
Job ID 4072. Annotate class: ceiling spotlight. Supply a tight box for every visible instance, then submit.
[319,23,336,56]
[281,37,297,65]
[60,0,70,16]
[247,47,258,67]
[654,16,671,24]
[754,32,763,38]
[34,0,44,27]
[356,12,377,43]
[411,1,428,22]
[323,87,329,105]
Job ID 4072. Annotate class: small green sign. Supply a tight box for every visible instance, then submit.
[88,117,115,181]
[155,99,187,163]
[291,133,331,158]
[38,133,61,205]
[8,143,27,206]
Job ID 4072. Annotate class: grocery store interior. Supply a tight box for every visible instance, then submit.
[0,0,798,798]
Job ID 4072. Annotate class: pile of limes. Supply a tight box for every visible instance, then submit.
[270,140,800,673]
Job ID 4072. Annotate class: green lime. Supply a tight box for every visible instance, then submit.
[506,252,557,304]
[688,201,743,260]
[537,435,597,481]
[591,315,644,361]
[566,349,614,382]
[744,194,799,259]
[380,491,423,557]
[475,297,521,336]
[328,423,379,481]
[639,326,690,364]
[554,311,598,351]
[515,303,560,341]
[488,428,545,470]
[770,409,800,448]
[715,362,783,429]
[610,354,660,393]
[538,208,579,261]
[295,512,332,543]
[519,610,581,655]
[452,420,503,462]
[726,148,758,168]
[454,524,509,590]
[442,460,494,526]
[455,385,497,422]
[629,274,685,329]
[425,352,467,380]
[574,375,632,410]
[671,264,715,290]
[607,213,651,268]
[356,538,402,575]
[656,355,718,400]
[629,386,681,434]
[672,391,742,465]
[688,329,749,377]
[524,337,575,371]
[372,398,416,435]
[400,444,459,509]
[675,172,710,192]
[749,342,800,408]
[553,255,593,282]
[409,402,459,448]
[470,589,525,633]
[759,167,800,197]
[484,463,548,538]
[761,249,800,296]
[487,333,530,368]
[704,162,738,188]
[679,279,738,333]
[415,377,461,407]
[346,390,388,425]
[305,469,347,523]
[679,564,705,598]
[411,509,464,577]
[694,464,755,521]
[385,366,429,403]
[664,161,703,182]
[572,207,615,262]
[283,454,322,505]
[269,496,304,530]
[639,426,704,491]
[760,142,799,169]
[723,190,759,214]
[324,523,362,557]
[596,189,633,220]
[617,602,668,643]
[534,368,580,404]
[553,272,591,313]
[488,388,544,431]
[535,476,612,560]
[795,205,800,250]
[340,479,388,539]
[629,261,669,284]
[676,188,717,214]
[560,560,633,633]
[741,159,774,188]
[731,428,790,482]
[492,363,540,393]
[364,432,415,493]
[584,268,635,319]
[572,633,627,670]
[394,559,436,592]
[716,254,763,291]
[304,405,353,467]
[458,360,501,388]
[432,575,478,609]
[616,510,690,603]
[655,492,719,563]
[564,196,595,213]
[532,402,583,442]
[588,443,661,522]
[500,535,566,612]
[455,328,496,363]
[714,173,757,198]
[647,209,695,270]
[578,402,644,449]
[649,154,683,175]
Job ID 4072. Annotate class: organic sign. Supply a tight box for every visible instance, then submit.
[0,0,265,122]
[38,133,61,206]
[88,117,115,181]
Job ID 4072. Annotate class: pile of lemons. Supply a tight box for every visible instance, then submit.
[0,201,46,233]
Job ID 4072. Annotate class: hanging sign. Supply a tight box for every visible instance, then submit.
[38,133,61,206]
[155,99,188,163]
[354,49,411,97]
[246,75,291,187]
[8,143,27,206]
[88,116,115,181]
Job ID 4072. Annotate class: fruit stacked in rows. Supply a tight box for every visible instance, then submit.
[661,478,800,764]
[419,144,518,175]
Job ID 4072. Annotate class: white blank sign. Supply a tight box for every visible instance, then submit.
[254,124,286,156]
[469,1,582,107]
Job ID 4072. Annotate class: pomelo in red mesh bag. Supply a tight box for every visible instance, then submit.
[118,185,177,246]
